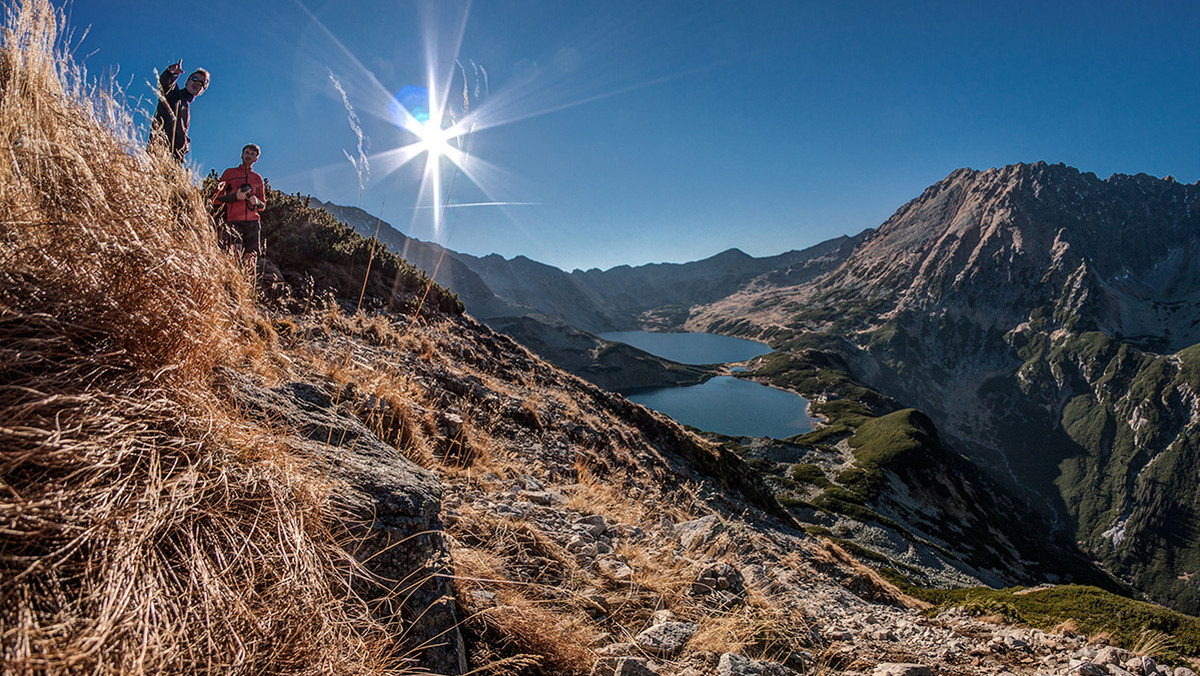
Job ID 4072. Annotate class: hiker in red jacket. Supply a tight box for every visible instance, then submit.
[150,59,208,162]
[214,144,267,274]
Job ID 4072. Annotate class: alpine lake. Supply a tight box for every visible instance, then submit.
[598,331,816,439]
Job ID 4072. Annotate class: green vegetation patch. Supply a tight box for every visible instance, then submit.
[788,422,852,446]
[790,463,832,488]
[1061,394,1111,451]
[255,189,464,315]
[811,398,874,426]
[1176,342,1200,390]
[910,585,1200,664]
[848,408,936,469]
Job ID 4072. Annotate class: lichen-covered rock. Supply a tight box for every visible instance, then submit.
[692,561,746,609]
[676,514,724,550]
[873,664,932,676]
[592,656,661,676]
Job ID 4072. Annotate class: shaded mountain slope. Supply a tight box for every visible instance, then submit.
[483,314,716,392]
[689,163,1200,613]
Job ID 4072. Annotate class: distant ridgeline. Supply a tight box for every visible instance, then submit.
[322,164,1200,613]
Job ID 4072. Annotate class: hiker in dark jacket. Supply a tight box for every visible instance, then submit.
[150,59,208,162]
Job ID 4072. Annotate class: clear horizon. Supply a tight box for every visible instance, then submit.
[73,0,1200,272]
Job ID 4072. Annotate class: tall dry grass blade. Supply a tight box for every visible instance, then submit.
[0,1,408,673]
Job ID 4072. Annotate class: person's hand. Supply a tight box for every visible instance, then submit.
[166,59,183,77]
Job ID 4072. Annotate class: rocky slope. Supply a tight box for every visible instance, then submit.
[323,164,1200,616]
[256,191,1200,675]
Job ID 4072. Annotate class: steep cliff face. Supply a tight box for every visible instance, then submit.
[863,164,1200,347]
[1005,333,1200,613]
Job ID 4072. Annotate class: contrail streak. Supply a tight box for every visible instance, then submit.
[415,201,540,209]
[329,71,369,196]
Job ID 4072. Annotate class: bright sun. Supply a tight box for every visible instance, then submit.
[414,119,457,164]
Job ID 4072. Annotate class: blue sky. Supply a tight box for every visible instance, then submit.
[69,0,1199,272]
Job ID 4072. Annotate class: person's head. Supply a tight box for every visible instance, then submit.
[185,68,210,96]
[241,143,260,167]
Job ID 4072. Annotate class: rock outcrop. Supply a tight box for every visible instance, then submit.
[228,374,467,674]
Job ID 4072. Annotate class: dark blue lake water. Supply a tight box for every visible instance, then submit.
[598,331,773,365]
[599,331,814,439]
[630,376,813,438]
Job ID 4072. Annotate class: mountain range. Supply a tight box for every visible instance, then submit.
[324,162,1200,614]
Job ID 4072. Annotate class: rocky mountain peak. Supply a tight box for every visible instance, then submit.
[809,163,1200,344]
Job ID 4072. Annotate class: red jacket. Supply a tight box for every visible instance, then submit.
[215,165,266,222]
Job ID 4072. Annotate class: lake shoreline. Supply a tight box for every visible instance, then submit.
[600,330,815,439]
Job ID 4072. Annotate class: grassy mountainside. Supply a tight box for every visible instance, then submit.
[734,350,1121,594]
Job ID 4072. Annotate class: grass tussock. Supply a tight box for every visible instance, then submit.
[687,596,815,665]
[0,1,398,672]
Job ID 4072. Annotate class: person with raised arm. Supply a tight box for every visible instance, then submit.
[149,59,208,162]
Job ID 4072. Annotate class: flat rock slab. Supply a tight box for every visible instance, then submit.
[718,652,800,676]
[874,664,933,676]
[634,621,698,656]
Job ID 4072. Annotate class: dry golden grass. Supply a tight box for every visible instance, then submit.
[813,541,929,611]
[0,1,403,672]
[568,458,696,525]
[1132,629,1178,660]
[449,506,601,675]
[688,593,815,665]
[1052,618,1080,636]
